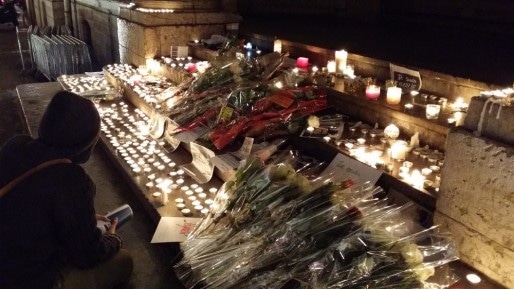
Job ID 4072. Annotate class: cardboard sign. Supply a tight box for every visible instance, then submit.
[390,64,422,92]
[320,153,383,185]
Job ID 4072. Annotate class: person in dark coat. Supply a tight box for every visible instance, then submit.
[0,91,133,289]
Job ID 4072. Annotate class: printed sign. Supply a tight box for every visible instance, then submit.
[390,64,422,92]
[320,153,383,185]
[180,142,216,184]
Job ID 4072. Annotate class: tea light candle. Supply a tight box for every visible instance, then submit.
[209,188,218,194]
[194,205,204,212]
[386,86,402,105]
[335,49,348,75]
[365,85,380,100]
[176,203,186,209]
[323,136,331,143]
[181,208,192,216]
[198,193,207,199]
[201,208,209,215]
[191,200,201,206]
[175,198,184,203]
[188,195,197,201]
[421,168,433,176]
[404,103,414,112]
[391,140,407,161]
[296,57,309,68]
[425,104,441,120]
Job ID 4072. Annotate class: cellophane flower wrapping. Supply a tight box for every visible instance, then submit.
[174,157,459,289]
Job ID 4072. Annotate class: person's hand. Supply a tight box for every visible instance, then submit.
[95,214,110,222]
[108,217,118,234]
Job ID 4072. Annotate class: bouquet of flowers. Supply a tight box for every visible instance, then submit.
[175,156,458,289]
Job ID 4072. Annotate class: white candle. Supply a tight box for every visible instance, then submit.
[391,140,407,161]
[425,104,441,120]
[327,60,336,74]
[335,50,348,75]
[386,86,402,105]
[273,39,282,53]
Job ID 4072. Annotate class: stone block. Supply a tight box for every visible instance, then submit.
[463,97,514,146]
[438,129,514,250]
[434,212,514,288]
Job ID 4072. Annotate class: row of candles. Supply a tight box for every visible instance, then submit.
[97,101,219,217]
[314,122,444,191]
[59,74,113,95]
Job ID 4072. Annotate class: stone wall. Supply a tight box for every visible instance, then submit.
[74,1,118,68]
[33,0,65,27]
[434,129,514,288]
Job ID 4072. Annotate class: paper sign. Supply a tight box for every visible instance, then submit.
[390,64,422,91]
[162,118,181,152]
[320,153,383,185]
[180,142,216,183]
[149,113,166,139]
[232,137,254,160]
[151,217,202,243]
[170,46,189,58]
[219,106,234,122]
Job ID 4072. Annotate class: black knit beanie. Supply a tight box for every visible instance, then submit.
[38,91,100,161]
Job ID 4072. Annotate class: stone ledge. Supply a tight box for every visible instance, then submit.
[434,212,514,289]
[464,96,514,146]
[437,129,514,250]
[118,8,241,26]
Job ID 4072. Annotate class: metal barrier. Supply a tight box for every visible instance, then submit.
[28,25,92,80]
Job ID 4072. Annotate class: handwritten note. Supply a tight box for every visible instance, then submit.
[390,64,422,92]
[151,217,202,243]
[320,153,382,185]
[180,142,215,183]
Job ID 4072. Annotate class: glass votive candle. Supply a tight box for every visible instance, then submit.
[386,86,402,105]
[426,104,441,119]
[365,85,381,100]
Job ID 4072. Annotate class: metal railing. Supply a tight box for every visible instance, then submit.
[27,25,92,80]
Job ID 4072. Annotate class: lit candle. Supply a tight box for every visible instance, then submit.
[296,57,309,68]
[335,49,348,75]
[327,60,336,74]
[365,85,381,100]
[273,39,282,53]
[391,140,408,161]
[386,86,402,105]
[425,104,441,120]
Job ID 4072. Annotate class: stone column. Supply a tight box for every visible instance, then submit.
[434,100,514,288]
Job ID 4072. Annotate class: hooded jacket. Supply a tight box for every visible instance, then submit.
[0,92,121,289]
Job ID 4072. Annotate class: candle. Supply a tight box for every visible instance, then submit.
[391,140,408,161]
[273,39,282,53]
[404,103,414,112]
[386,86,402,105]
[365,85,380,100]
[335,49,348,75]
[384,124,400,140]
[296,57,309,68]
[185,63,196,72]
[425,104,441,120]
[327,60,336,74]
